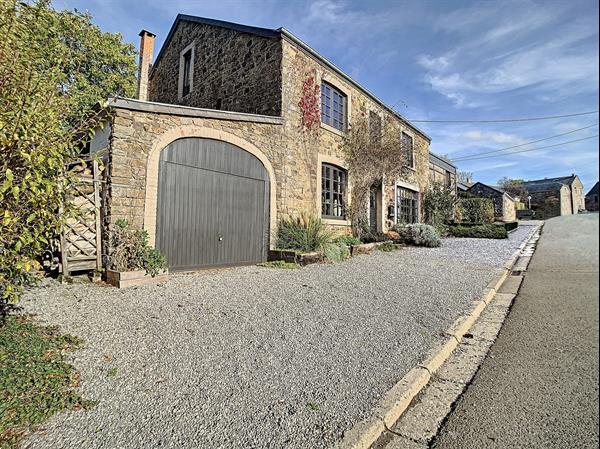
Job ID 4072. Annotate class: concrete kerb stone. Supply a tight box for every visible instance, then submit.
[486,269,509,292]
[334,227,541,449]
[445,300,487,341]
[376,367,432,429]
[417,337,459,374]
[335,368,431,449]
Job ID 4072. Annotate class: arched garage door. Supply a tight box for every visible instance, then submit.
[155,137,269,270]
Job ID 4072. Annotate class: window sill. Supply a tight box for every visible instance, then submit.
[322,217,351,226]
[320,122,346,138]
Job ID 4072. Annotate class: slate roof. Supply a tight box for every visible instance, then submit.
[457,181,473,191]
[429,152,456,173]
[519,175,578,193]
[586,181,599,197]
[468,182,514,200]
[150,14,430,141]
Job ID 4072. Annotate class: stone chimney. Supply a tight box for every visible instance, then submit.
[136,30,156,101]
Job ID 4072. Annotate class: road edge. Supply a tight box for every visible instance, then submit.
[333,224,543,449]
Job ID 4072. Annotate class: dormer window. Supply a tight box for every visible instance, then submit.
[178,42,195,100]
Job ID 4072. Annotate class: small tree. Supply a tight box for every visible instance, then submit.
[458,171,473,183]
[497,177,528,199]
[424,182,456,227]
[340,115,410,238]
[0,0,137,311]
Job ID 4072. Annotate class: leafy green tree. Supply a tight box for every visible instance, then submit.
[497,177,528,199]
[0,0,137,310]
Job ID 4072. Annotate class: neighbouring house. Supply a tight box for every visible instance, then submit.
[467,182,516,222]
[517,175,585,219]
[585,181,599,211]
[457,180,473,196]
[89,15,431,271]
[429,152,457,194]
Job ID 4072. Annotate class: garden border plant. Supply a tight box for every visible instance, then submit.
[106,219,168,287]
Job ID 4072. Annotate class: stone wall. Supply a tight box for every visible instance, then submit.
[106,106,287,245]
[280,37,430,231]
[148,20,282,117]
[571,178,585,213]
[502,195,516,222]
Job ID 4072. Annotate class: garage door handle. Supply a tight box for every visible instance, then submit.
[218,236,223,241]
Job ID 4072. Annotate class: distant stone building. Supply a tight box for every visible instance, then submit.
[467,182,516,222]
[585,181,599,211]
[429,152,456,194]
[519,175,585,219]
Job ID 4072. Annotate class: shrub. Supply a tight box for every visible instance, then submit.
[323,241,351,263]
[109,220,167,276]
[447,224,508,239]
[1,1,136,311]
[392,224,441,247]
[502,221,519,232]
[359,224,388,244]
[457,198,495,224]
[377,242,400,252]
[332,235,362,247]
[276,213,334,252]
[258,261,300,269]
[424,182,456,226]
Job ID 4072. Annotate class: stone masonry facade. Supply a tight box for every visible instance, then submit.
[105,15,432,253]
[148,19,282,117]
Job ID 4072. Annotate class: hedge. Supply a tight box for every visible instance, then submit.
[447,224,508,239]
[457,198,495,224]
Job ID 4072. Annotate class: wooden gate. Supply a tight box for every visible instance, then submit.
[60,160,103,275]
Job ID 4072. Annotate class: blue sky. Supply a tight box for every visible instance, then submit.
[57,0,599,191]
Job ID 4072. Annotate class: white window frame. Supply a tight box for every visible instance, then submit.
[178,42,195,101]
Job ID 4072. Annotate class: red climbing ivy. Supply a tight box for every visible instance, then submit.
[298,71,321,136]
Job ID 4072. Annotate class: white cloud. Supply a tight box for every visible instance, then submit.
[462,131,527,145]
[419,2,599,106]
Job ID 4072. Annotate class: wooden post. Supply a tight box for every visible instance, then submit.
[93,160,102,271]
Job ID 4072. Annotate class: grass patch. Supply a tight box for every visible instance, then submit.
[0,316,90,449]
[306,402,320,411]
[257,261,301,269]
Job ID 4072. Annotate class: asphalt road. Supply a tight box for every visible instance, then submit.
[432,214,599,449]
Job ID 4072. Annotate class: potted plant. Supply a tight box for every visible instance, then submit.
[106,219,168,288]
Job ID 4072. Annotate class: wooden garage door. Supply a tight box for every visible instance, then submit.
[156,138,269,271]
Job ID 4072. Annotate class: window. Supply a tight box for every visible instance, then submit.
[369,111,382,145]
[321,163,347,219]
[182,50,192,96]
[178,43,194,100]
[401,131,414,168]
[321,82,347,132]
[396,187,419,224]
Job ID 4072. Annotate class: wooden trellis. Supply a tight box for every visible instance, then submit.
[60,160,103,275]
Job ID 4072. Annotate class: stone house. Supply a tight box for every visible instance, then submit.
[518,175,585,219]
[91,15,431,270]
[429,152,457,194]
[467,182,516,222]
[585,181,599,212]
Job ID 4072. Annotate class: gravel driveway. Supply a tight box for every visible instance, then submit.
[22,225,537,449]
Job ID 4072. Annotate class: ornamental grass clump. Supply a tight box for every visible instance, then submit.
[392,223,441,248]
[276,213,334,252]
